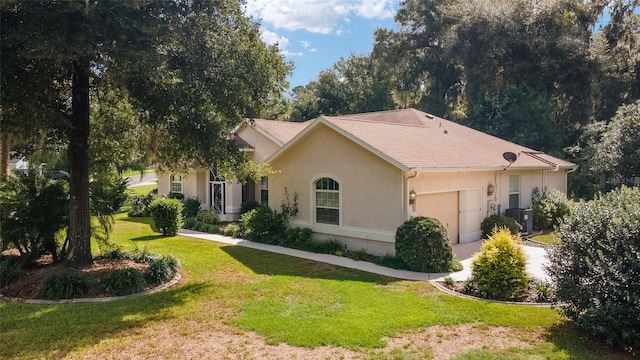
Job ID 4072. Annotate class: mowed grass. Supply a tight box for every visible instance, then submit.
[0,213,626,359]
[126,183,157,197]
[530,231,558,245]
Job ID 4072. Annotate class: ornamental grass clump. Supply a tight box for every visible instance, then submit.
[467,227,530,300]
[36,269,92,300]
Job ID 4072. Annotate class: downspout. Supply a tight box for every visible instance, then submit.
[405,171,419,221]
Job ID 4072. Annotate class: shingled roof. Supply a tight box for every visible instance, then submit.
[266,108,576,172]
[252,119,311,146]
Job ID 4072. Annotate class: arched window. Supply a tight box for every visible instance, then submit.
[315,177,339,225]
[170,174,183,194]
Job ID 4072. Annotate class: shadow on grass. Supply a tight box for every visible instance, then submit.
[0,281,213,359]
[120,216,154,225]
[131,234,166,242]
[220,244,397,285]
[542,322,636,360]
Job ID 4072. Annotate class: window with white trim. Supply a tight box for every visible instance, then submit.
[170,174,183,194]
[260,176,269,205]
[315,177,339,225]
[509,175,520,208]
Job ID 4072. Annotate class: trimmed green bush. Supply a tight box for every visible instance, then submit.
[547,186,640,350]
[395,216,454,272]
[239,205,285,244]
[283,226,312,247]
[196,209,219,225]
[103,268,146,296]
[168,192,185,201]
[480,214,520,239]
[467,227,530,300]
[148,198,183,236]
[36,269,92,300]
[240,201,261,215]
[182,197,201,219]
[531,187,572,230]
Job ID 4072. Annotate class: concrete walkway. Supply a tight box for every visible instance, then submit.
[178,230,550,282]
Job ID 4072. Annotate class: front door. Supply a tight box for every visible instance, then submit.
[209,170,225,216]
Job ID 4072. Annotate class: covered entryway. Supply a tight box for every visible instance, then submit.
[417,191,460,244]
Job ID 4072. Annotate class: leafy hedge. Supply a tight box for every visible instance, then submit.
[547,186,640,350]
[149,198,183,236]
[480,214,520,239]
[531,187,572,230]
[395,216,454,272]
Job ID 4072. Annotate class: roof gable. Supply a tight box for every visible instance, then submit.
[267,109,576,172]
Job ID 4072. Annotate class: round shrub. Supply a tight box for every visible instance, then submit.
[480,214,520,239]
[0,255,27,287]
[547,186,640,350]
[196,209,219,225]
[128,193,155,217]
[468,227,530,300]
[395,216,453,273]
[36,268,92,300]
[103,268,146,296]
[148,198,183,236]
[239,205,284,244]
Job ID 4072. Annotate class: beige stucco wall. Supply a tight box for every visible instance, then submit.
[269,123,404,250]
[236,125,281,161]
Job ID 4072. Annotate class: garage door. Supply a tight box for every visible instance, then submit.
[460,189,482,243]
[416,192,459,244]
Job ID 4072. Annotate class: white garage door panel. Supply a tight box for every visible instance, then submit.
[460,189,482,243]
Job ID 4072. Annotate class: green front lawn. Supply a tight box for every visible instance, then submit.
[0,213,625,359]
[530,231,558,245]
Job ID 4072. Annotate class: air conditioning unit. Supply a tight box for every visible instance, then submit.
[505,208,533,235]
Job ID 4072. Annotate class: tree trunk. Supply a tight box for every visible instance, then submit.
[66,60,93,268]
[0,131,11,182]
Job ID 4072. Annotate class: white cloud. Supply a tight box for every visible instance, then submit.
[245,0,396,34]
[283,50,304,57]
[301,40,311,49]
[260,29,290,47]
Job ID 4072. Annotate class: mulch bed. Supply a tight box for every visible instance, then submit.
[437,280,552,304]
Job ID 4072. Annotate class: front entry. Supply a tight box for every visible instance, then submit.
[209,170,225,217]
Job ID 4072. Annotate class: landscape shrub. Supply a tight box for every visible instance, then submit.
[240,201,261,215]
[91,176,129,214]
[282,226,312,247]
[168,192,185,201]
[303,238,344,254]
[103,268,146,296]
[480,214,520,239]
[351,248,369,261]
[222,223,239,237]
[373,253,407,270]
[0,255,27,287]
[239,205,285,244]
[144,255,179,284]
[128,192,155,217]
[148,198,183,236]
[36,268,92,300]
[181,197,201,219]
[546,186,640,350]
[395,216,454,272]
[0,170,69,262]
[467,227,530,300]
[531,187,572,230]
[196,209,219,225]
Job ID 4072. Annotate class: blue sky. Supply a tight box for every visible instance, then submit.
[243,0,400,91]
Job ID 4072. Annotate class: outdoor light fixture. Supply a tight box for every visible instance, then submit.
[487,183,495,196]
[409,188,417,211]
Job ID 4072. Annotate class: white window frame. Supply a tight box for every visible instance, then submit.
[314,177,340,226]
[508,174,520,209]
[170,174,183,194]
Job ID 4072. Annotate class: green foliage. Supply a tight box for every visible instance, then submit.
[395,216,454,273]
[90,176,129,214]
[128,192,155,217]
[547,186,640,350]
[301,238,344,254]
[282,226,312,247]
[0,170,69,262]
[351,248,369,261]
[148,198,183,236]
[144,255,179,285]
[239,205,285,244]
[196,209,219,225]
[480,215,520,239]
[373,253,407,270]
[279,188,299,228]
[531,187,572,230]
[240,201,261,215]
[181,197,201,219]
[168,192,185,201]
[36,269,92,300]
[183,217,220,234]
[221,223,240,237]
[0,255,27,287]
[468,227,530,300]
[103,268,146,296]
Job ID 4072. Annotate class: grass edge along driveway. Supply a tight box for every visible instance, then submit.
[0,213,625,359]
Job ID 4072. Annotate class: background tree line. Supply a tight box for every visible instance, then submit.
[278,0,639,199]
